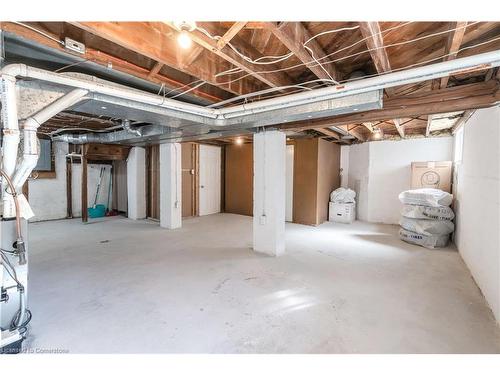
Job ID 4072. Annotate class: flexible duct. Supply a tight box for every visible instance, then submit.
[122,119,142,137]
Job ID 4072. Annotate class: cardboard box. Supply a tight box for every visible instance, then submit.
[410,161,452,193]
[329,202,356,224]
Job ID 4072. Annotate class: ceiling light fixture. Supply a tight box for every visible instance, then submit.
[371,126,384,141]
[173,21,197,50]
[235,137,244,145]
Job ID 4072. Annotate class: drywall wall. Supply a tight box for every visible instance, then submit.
[340,145,349,188]
[367,137,453,224]
[347,142,370,221]
[346,137,453,224]
[28,142,68,221]
[293,138,318,225]
[454,106,500,322]
[316,139,341,224]
[28,142,112,222]
[224,143,253,216]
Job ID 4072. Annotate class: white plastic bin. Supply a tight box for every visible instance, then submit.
[329,202,356,224]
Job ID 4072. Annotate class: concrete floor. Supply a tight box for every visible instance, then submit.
[25,214,500,353]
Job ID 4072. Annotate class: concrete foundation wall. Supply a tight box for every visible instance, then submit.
[367,137,453,224]
[454,106,500,322]
[28,142,112,222]
[346,137,453,224]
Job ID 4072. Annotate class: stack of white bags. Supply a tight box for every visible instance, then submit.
[398,188,455,249]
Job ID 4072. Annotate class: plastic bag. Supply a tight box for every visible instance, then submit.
[400,217,454,236]
[401,204,455,220]
[399,228,449,249]
[330,187,356,203]
[398,188,453,207]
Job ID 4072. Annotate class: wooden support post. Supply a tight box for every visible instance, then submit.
[66,157,73,218]
[81,145,88,223]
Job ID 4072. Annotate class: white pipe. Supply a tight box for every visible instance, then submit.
[1,74,21,218]
[1,50,499,124]
[10,89,89,193]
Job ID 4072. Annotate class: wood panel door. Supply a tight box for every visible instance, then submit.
[199,144,221,216]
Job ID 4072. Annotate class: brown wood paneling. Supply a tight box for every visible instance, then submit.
[181,142,197,217]
[66,157,72,218]
[146,145,160,220]
[112,160,128,213]
[224,143,253,216]
[292,138,319,225]
[316,140,341,225]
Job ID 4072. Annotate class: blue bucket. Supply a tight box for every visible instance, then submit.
[88,204,106,218]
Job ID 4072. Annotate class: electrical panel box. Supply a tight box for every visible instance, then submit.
[410,161,452,193]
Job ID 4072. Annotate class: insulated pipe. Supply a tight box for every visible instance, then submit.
[1,50,500,124]
[1,74,21,218]
[10,88,89,193]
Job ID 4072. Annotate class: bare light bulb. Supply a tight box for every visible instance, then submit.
[235,137,244,145]
[177,31,192,49]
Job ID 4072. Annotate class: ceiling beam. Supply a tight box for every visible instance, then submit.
[277,81,500,132]
[165,22,294,89]
[1,22,225,103]
[451,110,475,134]
[359,21,405,138]
[339,125,366,142]
[70,22,261,96]
[147,62,163,78]
[313,127,340,139]
[265,22,338,82]
[217,22,247,50]
[439,22,468,89]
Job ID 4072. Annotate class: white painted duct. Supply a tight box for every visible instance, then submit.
[1,49,499,125]
[217,50,500,118]
[1,75,21,217]
[10,89,88,197]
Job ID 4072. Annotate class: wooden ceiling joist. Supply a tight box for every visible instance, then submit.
[71,22,260,96]
[339,125,366,142]
[147,61,163,78]
[0,22,225,103]
[217,22,247,50]
[439,22,468,89]
[313,127,340,139]
[278,81,500,132]
[266,22,338,82]
[359,21,405,138]
[164,22,295,89]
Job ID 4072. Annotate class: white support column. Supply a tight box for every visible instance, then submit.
[126,146,146,220]
[160,143,182,229]
[253,130,286,256]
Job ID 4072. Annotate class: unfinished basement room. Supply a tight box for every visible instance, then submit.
[1,5,500,363]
